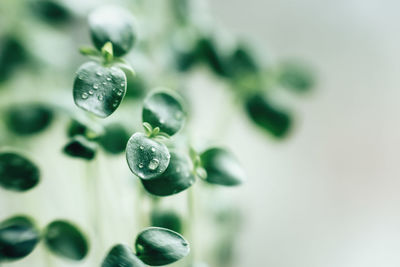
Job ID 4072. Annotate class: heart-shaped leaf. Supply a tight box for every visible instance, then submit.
[200,148,245,186]
[0,216,40,261]
[89,5,136,57]
[0,152,40,192]
[98,123,130,155]
[141,152,195,196]
[245,94,291,138]
[102,244,145,267]
[142,90,186,136]
[73,61,127,118]
[151,209,182,234]
[63,136,97,160]
[126,133,170,179]
[135,227,190,266]
[44,220,89,261]
[5,103,53,136]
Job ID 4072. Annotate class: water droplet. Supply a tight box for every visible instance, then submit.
[120,83,125,87]
[167,154,171,159]
[151,147,156,152]
[113,102,118,107]
[96,71,102,76]
[107,77,111,81]
[102,82,107,85]
[98,94,104,101]
[138,163,144,169]
[139,146,144,150]
[93,84,99,89]
[148,159,159,170]
[116,90,122,96]
[81,92,88,99]
[160,119,165,124]
[88,90,94,95]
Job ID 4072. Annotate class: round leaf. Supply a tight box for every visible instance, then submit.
[102,244,145,267]
[0,152,40,192]
[126,133,170,179]
[30,0,72,25]
[63,136,97,160]
[200,148,245,186]
[0,216,40,261]
[5,103,53,136]
[245,94,291,138]
[44,220,89,261]
[89,6,136,57]
[98,123,129,155]
[73,61,127,118]
[142,90,186,136]
[0,35,27,83]
[141,152,195,196]
[135,227,189,266]
[151,210,182,234]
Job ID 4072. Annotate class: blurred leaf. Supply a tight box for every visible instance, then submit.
[5,103,53,136]
[121,68,147,99]
[126,133,170,179]
[245,94,292,138]
[98,123,129,155]
[142,90,186,136]
[200,148,245,186]
[63,136,97,160]
[29,0,72,25]
[226,45,260,78]
[135,227,189,266]
[0,35,28,83]
[44,220,89,261]
[66,119,88,138]
[102,244,145,267]
[0,216,40,261]
[0,152,40,192]
[73,61,127,118]
[141,152,195,196]
[89,5,136,57]
[151,209,182,234]
[170,0,191,24]
[278,61,315,93]
[196,37,228,77]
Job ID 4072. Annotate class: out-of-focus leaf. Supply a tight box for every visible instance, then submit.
[151,209,182,234]
[278,61,315,93]
[63,136,97,160]
[102,244,145,267]
[98,123,129,155]
[0,36,27,83]
[29,0,72,25]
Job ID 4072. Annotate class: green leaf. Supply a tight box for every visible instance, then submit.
[98,123,130,155]
[141,152,195,196]
[5,103,54,136]
[200,148,245,186]
[101,42,114,62]
[0,35,28,83]
[196,37,228,77]
[29,0,72,25]
[44,220,89,261]
[245,94,291,138]
[142,90,186,136]
[126,133,170,179]
[79,46,101,57]
[0,216,40,261]
[151,209,182,234]
[89,5,136,57]
[102,244,145,267]
[278,61,315,93]
[0,152,40,192]
[73,61,127,118]
[63,136,97,160]
[135,227,190,266]
[226,44,260,78]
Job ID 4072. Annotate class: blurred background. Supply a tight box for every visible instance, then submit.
[1,0,400,267]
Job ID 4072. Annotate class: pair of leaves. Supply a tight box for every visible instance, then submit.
[103,227,189,267]
[0,152,40,192]
[0,217,88,262]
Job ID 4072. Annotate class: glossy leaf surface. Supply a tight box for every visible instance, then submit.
[102,244,145,267]
[73,61,127,118]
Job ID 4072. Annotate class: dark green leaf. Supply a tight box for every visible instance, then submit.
[245,94,291,138]
[102,244,145,267]
[200,148,245,186]
[63,136,97,160]
[73,61,127,118]
[278,61,314,93]
[135,227,189,266]
[0,152,40,192]
[141,152,195,196]
[126,133,170,179]
[196,37,228,77]
[89,6,136,57]
[0,35,27,83]
[66,119,88,138]
[0,216,40,261]
[226,45,259,78]
[5,103,53,136]
[44,220,89,261]
[98,123,129,154]
[142,90,186,136]
[151,210,182,234]
[29,0,72,25]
